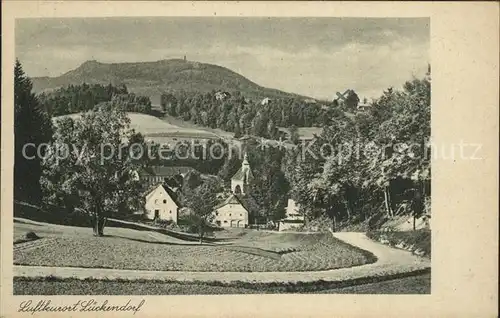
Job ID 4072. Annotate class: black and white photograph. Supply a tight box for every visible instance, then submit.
[11,16,434,296]
[2,2,500,317]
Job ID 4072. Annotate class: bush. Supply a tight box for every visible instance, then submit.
[152,219,173,227]
[178,220,215,237]
[124,214,148,222]
[367,229,431,258]
[14,201,90,227]
[24,231,40,240]
[14,231,41,244]
[302,214,332,232]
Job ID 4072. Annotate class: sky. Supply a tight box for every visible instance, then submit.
[16,17,429,100]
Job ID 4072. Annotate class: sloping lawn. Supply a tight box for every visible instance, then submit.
[14,220,375,272]
[233,231,327,253]
[14,218,194,245]
[14,234,374,272]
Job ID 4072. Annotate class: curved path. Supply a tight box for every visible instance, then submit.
[14,232,430,284]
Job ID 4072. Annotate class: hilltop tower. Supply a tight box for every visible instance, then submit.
[425,63,431,82]
[184,55,187,62]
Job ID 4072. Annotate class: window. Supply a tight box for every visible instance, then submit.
[234,185,242,194]
[224,220,228,223]
[240,214,242,216]
[169,211,172,214]
[229,213,232,216]
[215,212,219,216]
[163,199,167,204]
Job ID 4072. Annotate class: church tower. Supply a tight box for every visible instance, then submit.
[242,152,250,171]
[231,152,253,195]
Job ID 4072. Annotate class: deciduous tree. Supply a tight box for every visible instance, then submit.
[182,180,219,244]
[41,105,148,236]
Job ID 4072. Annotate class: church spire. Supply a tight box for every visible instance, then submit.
[230,152,253,195]
[242,152,249,166]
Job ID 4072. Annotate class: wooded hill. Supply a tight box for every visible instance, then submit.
[31,59,313,104]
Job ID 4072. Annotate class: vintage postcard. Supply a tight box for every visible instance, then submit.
[1,1,498,317]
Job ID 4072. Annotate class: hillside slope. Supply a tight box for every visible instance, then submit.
[32,59,312,103]
[53,112,220,144]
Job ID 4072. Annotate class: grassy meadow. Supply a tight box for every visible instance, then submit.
[14,219,375,272]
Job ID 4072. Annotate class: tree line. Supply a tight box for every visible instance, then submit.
[161,90,349,139]
[284,73,431,231]
[37,82,152,116]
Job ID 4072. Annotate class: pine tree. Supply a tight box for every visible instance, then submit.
[14,60,53,204]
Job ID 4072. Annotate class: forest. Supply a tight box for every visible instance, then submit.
[283,75,431,230]
[160,90,361,139]
[37,83,153,116]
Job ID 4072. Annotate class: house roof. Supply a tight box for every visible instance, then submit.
[261,97,272,105]
[164,186,182,207]
[277,127,322,140]
[140,166,195,177]
[231,166,254,182]
[215,194,249,212]
[143,182,162,197]
[144,183,182,207]
[238,135,253,141]
[236,194,260,215]
[231,153,253,182]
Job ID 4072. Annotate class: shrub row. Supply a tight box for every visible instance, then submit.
[366,229,431,258]
[14,202,90,227]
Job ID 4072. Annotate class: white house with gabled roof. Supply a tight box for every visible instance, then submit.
[213,194,249,228]
[144,183,180,223]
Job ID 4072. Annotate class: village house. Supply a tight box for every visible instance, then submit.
[278,199,305,231]
[143,183,181,223]
[137,166,196,188]
[213,194,249,228]
[215,91,231,101]
[303,98,318,104]
[238,135,253,142]
[210,152,258,228]
[356,103,371,112]
[277,127,321,143]
[261,97,272,106]
[231,153,253,195]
